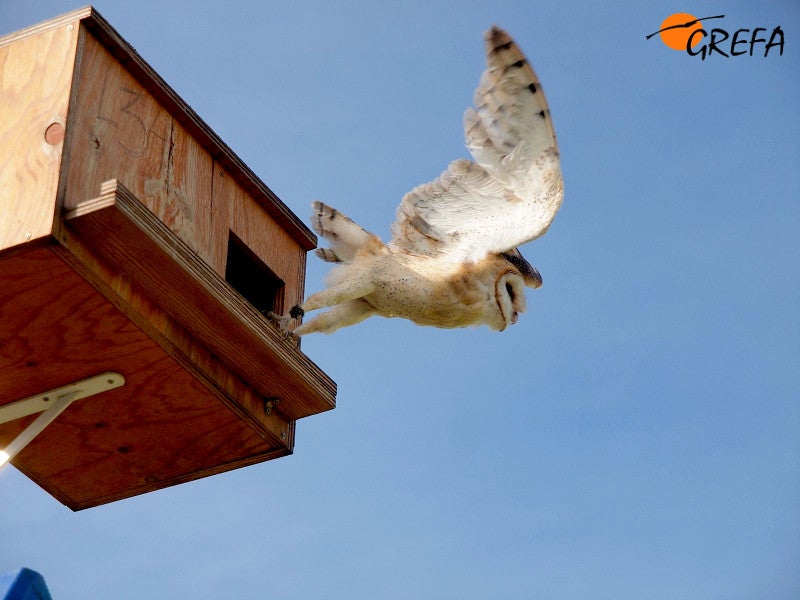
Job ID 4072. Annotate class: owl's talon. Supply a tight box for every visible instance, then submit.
[266,311,291,331]
[265,311,302,344]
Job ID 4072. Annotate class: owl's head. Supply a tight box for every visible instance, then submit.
[494,249,542,330]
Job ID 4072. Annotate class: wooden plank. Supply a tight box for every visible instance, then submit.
[62,27,309,290]
[213,165,307,317]
[62,180,336,421]
[0,246,291,510]
[52,234,296,450]
[74,7,317,250]
[1,6,315,249]
[0,17,79,250]
[0,6,91,47]
[62,29,215,263]
[207,165,236,274]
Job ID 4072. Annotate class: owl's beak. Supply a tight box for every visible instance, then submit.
[501,248,542,288]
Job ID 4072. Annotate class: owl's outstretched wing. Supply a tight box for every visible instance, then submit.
[390,26,563,262]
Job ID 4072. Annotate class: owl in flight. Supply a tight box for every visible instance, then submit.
[288,26,563,335]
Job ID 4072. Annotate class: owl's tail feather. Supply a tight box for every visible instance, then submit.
[311,201,374,264]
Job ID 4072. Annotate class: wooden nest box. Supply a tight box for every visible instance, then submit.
[0,7,336,510]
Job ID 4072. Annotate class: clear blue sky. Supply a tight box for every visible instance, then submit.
[1,1,798,598]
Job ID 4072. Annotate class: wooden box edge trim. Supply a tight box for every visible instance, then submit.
[62,179,336,420]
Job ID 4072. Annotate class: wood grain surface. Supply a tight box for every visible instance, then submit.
[0,9,336,509]
[63,180,335,421]
[0,246,291,510]
[0,17,78,249]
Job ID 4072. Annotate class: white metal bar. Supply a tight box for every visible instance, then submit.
[0,392,78,465]
[0,372,125,425]
[0,372,125,467]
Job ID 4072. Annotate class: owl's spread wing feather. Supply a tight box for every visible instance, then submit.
[390,26,563,262]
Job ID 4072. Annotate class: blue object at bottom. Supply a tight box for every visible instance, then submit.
[0,569,53,600]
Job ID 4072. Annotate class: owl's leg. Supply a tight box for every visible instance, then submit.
[294,299,375,335]
[294,278,376,314]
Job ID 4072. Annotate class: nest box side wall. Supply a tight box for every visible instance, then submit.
[60,26,308,312]
[0,21,79,250]
[62,28,217,264]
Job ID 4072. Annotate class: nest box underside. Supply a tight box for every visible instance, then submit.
[0,7,336,510]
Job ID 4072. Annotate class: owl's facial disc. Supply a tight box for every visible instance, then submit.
[495,271,526,329]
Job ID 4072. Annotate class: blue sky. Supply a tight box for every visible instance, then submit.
[1,1,798,598]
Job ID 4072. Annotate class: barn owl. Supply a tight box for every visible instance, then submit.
[288,26,563,335]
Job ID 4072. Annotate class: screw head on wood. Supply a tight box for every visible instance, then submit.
[263,397,280,416]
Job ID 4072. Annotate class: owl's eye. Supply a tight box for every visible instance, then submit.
[505,281,515,301]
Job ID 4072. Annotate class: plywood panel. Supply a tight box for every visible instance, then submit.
[76,7,317,251]
[0,19,78,250]
[61,27,303,300]
[233,192,307,312]
[63,29,214,262]
[55,231,295,447]
[207,165,237,275]
[0,246,290,510]
[212,164,307,311]
[62,180,335,420]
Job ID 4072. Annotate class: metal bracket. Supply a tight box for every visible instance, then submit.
[263,397,280,416]
[0,372,125,467]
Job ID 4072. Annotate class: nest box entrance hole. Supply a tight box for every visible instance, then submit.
[225,232,285,315]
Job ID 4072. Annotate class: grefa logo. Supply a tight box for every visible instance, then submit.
[647,13,785,59]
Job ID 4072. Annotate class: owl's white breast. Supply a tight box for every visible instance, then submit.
[358,251,507,330]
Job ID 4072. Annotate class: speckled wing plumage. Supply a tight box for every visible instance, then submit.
[390,26,563,262]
